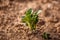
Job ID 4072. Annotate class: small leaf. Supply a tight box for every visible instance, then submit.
[25,8,33,15]
[34,10,42,15]
[37,10,42,14]
[42,32,51,39]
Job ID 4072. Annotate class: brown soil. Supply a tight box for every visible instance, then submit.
[0,0,60,40]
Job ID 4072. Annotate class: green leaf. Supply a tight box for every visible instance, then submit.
[42,32,50,39]
[25,8,33,15]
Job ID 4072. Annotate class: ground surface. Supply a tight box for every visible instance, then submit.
[0,0,60,40]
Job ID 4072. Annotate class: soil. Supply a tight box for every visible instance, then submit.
[0,0,60,40]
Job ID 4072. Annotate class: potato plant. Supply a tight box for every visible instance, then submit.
[22,8,42,31]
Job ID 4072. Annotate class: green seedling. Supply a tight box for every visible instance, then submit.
[22,8,42,31]
[42,32,51,40]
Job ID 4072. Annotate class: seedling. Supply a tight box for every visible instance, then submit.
[42,32,51,40]
[22,8,42,31]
